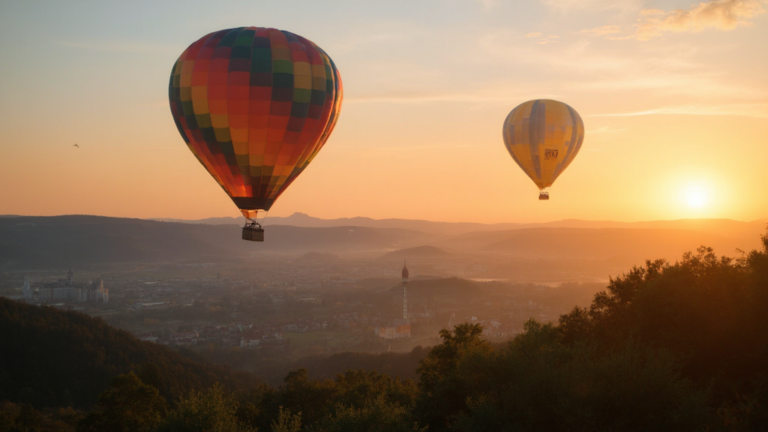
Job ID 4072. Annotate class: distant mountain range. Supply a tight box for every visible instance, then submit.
[380,245,450,261]
[156,212,767,237]
[0,215,434,267]
[0,214,765,269]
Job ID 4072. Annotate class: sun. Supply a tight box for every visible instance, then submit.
[680,184,709,209]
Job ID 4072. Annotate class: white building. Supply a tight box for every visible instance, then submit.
[36,270,108,303]
[22,277,32,300]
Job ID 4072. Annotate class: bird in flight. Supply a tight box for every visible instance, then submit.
[73,143,79,148]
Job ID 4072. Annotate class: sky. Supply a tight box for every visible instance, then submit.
[0,0,766,224]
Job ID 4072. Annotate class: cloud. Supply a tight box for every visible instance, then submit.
[573,71,763,100]
[581,0,767,40]
[587,126,628,134]
[345,89,529,104]
[540,0,641,13]
[474,27,764,103]
[327,25,411,55]
[55,39,178,53]
[523,32,561,44]
[589,103,768,118]
[477,0,501,10]
[580,25,622,36]
[345,93,483,103]
[636,0,766,39]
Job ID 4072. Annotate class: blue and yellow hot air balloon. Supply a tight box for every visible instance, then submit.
[502,99,584,200]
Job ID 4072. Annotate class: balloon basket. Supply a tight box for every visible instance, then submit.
[242,222,264,242]
[538,191,550,200]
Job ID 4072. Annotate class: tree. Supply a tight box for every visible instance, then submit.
[318,395,426,432]
[0,402,43,432]
[414,323,491,431]
[78,372,166,432]
[155,383,253,432]
[0,401,82,432]
[453,320,710,431]
[554,230,768,427]
[558,242,768,399]
[328,369,418,412]
[270,406,301,432]
[267,368,335,427]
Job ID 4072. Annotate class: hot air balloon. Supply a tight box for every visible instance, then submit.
[169,27,342,241]
[502,99,584,200]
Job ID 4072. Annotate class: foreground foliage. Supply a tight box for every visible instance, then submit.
[431,322,709,431]
[558,235,768,429]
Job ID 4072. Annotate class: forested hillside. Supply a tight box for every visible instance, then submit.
[0,298,260,409]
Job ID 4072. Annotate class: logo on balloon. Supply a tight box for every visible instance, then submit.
[545,149,559,160]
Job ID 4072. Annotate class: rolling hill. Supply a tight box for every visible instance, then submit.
[380,245,450,260]
[1,215,763,274]
[158,212,767,238]
[0,216,435,267]
[0,297,260,409]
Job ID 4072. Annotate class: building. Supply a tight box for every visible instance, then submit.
[375,319,411,339]
[22,277,32,300]
[171,331,199,346]
[36,269,108,303]
[375,262,412,339]
[407,309,435,324]
[402,260,409,320]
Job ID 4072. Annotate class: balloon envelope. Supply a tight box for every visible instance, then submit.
[502,99,584,191]
[169,27,342,216]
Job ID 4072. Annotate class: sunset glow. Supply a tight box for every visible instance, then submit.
[0,1,766,223]
[681,184,709,209]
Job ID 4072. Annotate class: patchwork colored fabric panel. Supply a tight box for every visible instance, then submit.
[502,99,584,190]
[169,27,343,211]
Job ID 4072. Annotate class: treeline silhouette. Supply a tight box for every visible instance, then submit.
[1,230,766,431]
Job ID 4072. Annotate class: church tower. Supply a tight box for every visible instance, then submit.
[402,261,409,320]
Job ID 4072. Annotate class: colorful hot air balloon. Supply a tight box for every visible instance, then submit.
[169,27,342,240]
[502,99,584,200]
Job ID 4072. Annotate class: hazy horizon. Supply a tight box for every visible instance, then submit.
[2,211,768,226]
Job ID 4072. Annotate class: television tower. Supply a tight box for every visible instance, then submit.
[402,260,409,320]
